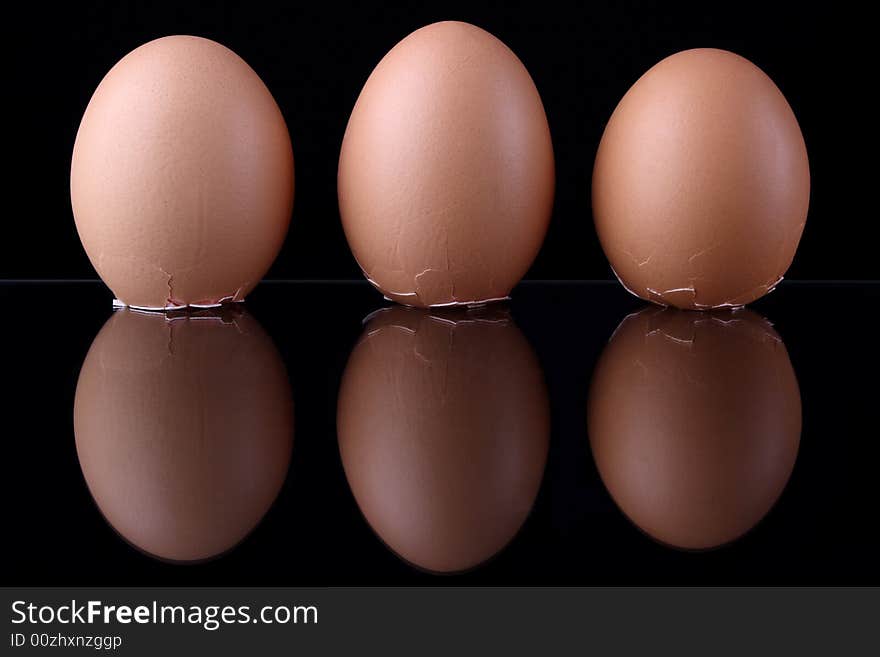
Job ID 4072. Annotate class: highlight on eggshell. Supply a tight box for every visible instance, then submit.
[592,48,810,310]
[338,21,555,309]
[70,35,294,311]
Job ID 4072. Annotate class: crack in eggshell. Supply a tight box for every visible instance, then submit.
[614,247,785,311]
[365,266,510,309]
[99,255,254,311]
[687,243,722,263]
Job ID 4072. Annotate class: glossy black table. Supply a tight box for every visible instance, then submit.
[2,280,876,585]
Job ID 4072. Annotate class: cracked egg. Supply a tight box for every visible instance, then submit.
[338,21,555,308]
[592,48,810,310]
[587,306,801,550]
[71,36,294,310]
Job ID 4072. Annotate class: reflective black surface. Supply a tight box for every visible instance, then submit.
[2,280,877,584]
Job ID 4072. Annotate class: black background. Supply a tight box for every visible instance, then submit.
[7,1,861,280]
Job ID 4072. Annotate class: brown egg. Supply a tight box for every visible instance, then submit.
[592,49,810,309]
[338,22,555,308]
[337,306,549,573]
[587,306,801,550]
[71,36,294,310]
[74,308,293,562]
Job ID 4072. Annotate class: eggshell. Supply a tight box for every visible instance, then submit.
[587,306,801,550]
[71,36,294,310]
[74,308,293,562]
[338,22,555,308]
[337,306,549,573]
[592,49,810,309]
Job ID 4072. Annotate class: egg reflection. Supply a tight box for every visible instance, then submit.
[338,306,549,573]
[74,308,293,563]
[588,306,801,550]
